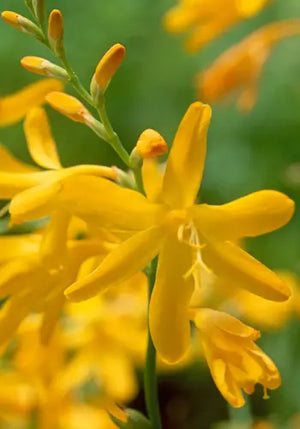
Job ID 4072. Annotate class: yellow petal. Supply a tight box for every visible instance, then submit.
[0,297,30,345]
[0,257,45,298]
[24,107,62,169]
[190,190,295,240]
[194,308,260,340]
[0,234,40,262]
[40,209,71,269]
[66,225,164,302]
[142,158,164,203]
[58,175,166,231]
[0,145,38,173]
[0,172,45,199]
[9,181,61,224]
[0,79,64,127]
[162,102,211,209]
[203,241,291,301]
[149,234,194,363]
[40,294,65,344]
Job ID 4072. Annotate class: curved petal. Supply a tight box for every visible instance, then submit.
[58,175,166,231]
[191,190,295,240]
[162,102,211,209]
[66,225,164,302]
[203,241,291,301]
[24,107,62,170]
[149,234,194,363]
[39,209,71,269]
[0,79,64,127]
[0,145,37,173]
[142,158,164,203]
[9,182,61,224]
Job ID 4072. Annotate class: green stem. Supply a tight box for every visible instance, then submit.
[61,56,95,106]
[144,259,162,429]
[97,99,130,166]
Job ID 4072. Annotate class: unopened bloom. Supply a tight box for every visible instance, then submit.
[91,44,126,96]
[193,308,281,407]
[58,102,294,363]
[21,56,68,80]
[0,79,63,127]
[197,19,300,111]
[164,0,270,52]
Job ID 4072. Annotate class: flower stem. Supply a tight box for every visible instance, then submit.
[96,98,130,166]
[144,258,162,429]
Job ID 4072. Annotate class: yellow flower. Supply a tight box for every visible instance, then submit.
[12,317,124,429]
[164,0,270,52]
[197,19,300,111]
[0,78,63,127]
[59,102,294,363]
[0,106,115,268]
[0,225,113,346]
[192,308,281,407]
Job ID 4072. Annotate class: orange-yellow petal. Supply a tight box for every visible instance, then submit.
[0,145,38,173]
[9,182,61,224]
[66,225,164,302]
[190,190,295,240]
[162,102,211,209]
[149,234,194,363]
[142,158,164,203]
[203,241,291,301]
[0,79,64,127]
[58,175,166,231]
[24,107,62,170]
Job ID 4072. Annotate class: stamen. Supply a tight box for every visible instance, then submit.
[263,386,269,400]
[179,221,211,290]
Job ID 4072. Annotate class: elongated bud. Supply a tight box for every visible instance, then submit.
[48,9,64,56]
[21,56,68,80]
[91,43,126,99]
[1,11,42,38]
[46,92,108,140]
[32,0,45,24]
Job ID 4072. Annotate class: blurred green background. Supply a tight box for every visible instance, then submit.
[1,0,300,427]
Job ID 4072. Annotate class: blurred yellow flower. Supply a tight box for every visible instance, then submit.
[164,0,271,52]
[193,308,281,407]
[58,102,294,364]
[197,19,300,111]
[0,79,63,127]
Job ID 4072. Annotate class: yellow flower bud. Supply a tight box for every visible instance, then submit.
[136,129,168,158]
[45,92,92,124]
[48,9,64,56]
[1,11,42,37]
[91,43,126,95]
[21,56,68,80]
[48,9,64,41]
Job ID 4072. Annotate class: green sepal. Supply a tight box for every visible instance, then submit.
[109,409,152,429]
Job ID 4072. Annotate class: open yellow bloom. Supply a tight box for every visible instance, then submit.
[55,101,295,364]
[0,78,63,127]
[197,19,300,111]
[192,308,281,407]
[164,0,270,52]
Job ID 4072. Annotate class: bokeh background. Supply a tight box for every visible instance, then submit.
[1,0,300,427]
